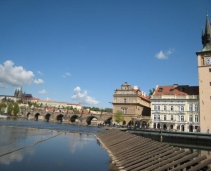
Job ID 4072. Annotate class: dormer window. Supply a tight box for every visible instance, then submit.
[158,88,163,92]
[180,87,185,92]
[170,89,174,93]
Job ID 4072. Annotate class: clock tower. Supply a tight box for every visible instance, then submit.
[196,13,211,133]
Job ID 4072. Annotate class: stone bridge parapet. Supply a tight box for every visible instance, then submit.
[22,110,113,126]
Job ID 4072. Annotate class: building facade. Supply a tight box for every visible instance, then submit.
[196,14,211,133]
[112,82,151,127]
[150,84,199,132]
[37,100,82,110]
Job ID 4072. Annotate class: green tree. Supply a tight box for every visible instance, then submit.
[13,103,19,116]
[7,103,13,115]
[149,88,155,96]
[114,110,124,123]
[73,108,78,114]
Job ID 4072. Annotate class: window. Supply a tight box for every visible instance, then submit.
[181,115,184,121]
[171,115,173,121]
[195,104,198,112]
[164,115,166,121]
[189,104,193,111]
[170,89,174,93]
[189,115,193,122]
[170,106,174,111]
[122,108,127,114]
[154,105,157,110]
[124,98,126,103]
[158,106,160,111]
[178,106,180,111]
[178,106,184,111]
[195,115,199,122]
[158,88,163,92]
[209,68,211,72]
[154,114,160,120]
[164,106,167,111]
[154,114,156,120]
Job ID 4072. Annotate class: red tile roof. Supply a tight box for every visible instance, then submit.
[154,85,199,96]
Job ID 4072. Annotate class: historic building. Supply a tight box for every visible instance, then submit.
[0,88,33,102]
[196,14,211,133]
[37,99,82,110]
[150,84,199,132]
[112,82,151,127]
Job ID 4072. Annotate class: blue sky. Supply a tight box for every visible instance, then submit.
[0,0,210,108]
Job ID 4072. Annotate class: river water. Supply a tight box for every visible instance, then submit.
[0,118,118,171]
[1,118,211,170]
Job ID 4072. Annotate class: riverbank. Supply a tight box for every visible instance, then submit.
[127,128,211,149]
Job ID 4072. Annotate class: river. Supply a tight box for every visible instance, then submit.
[1,118,211,171]
[0,118,118,171]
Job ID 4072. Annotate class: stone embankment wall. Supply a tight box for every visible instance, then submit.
[95,129,211,171]
[127,129,211,148]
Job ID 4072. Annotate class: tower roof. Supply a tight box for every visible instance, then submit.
[201,13,211,51]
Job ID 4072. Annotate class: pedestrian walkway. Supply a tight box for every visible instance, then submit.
[95,129,211,171]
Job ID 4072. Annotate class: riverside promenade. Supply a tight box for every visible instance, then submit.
[95,129,211,171]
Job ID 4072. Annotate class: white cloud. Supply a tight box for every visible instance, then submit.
[34,79,44,84]
[38,89,47,94]
[37,71,43,75]
[0,83,6,88]
[71,86,99,105]
[63,72,71,78]
[155,49,174,59]
[0,60,34,87]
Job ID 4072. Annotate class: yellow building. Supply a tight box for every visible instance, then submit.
[112,82,151,127]
[196,14,211,133]
[150,84,199,132]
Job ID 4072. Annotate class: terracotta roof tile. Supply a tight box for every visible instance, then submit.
[154,85,199,96]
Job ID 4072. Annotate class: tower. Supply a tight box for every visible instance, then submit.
[196,13,211,133]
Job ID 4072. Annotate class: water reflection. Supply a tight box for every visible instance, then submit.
[0,125,111,171]
[0,148,34,165]
[67,133,94,154]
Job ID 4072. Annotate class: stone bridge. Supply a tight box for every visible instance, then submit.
[22,110,113,126]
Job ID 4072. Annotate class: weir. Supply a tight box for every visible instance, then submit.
[95,129,211,171]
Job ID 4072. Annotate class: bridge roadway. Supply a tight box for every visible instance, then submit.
[22,110,113,125]
[95,129,211,171]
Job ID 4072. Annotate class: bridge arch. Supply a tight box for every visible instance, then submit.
[45,113,51,122]
[70,115,80,123]
[27,112,31,118]
[86,116,98,125]
[104,117,112,125]
[35,113,40,121]
[56,114,64,122]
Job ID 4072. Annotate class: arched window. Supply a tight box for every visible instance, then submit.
[195,104,198,112]
[158,106,160,111]
[189,104,193,111]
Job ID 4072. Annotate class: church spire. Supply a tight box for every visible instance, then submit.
[201,12,211,51]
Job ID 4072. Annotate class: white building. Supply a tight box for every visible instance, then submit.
[37,100,82,110]
[150,84,199,132]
